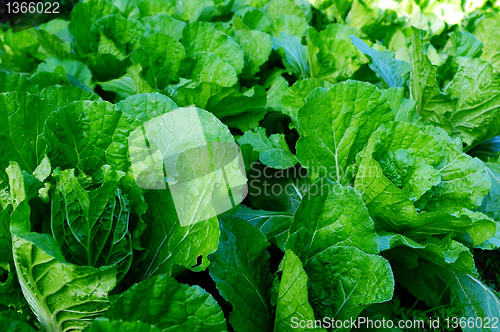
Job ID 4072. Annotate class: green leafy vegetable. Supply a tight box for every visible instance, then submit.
[209,216,273,332]
[103,274,228,331]
[295,81,394,183]
[1,1,500,330]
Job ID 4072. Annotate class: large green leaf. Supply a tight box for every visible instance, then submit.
[44,100,135,174]
[13,232,117,332]
[130,33,186,91]
[50,166,133,281]
[208,216,273,332]
[135,107,245,278]
[286,179,379,264]
[274,250,326,332]
[353,122,448,213]
[295,81,394,183]
[138,190,220,279]
[0,92,50,174]
[4,162,117,332]
[273,176,393,327]
[182,22,244,75]
[305,246,394,327]
[0,165,30,310]
[103,275,228,331]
